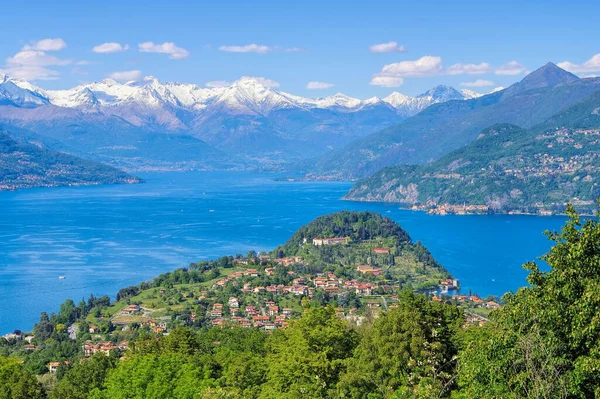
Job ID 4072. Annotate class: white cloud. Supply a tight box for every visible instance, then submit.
[369,41,407,53]
[7,50,70,67]
[138,41,189,59]
[495,61,528,75]
[108,70,142,82]
[380,56,443,77]
[23,38,67,52]
[206,80,231,88]
[307,81,334,89]
[218,44,271,54]
[0,40,71,80]
[460,79,495,87]
[239,76,280,87]
[447,62,492,75]
[557,54,600,74]
[93,42,129,53]
[371,56,442,85]
[370,75,404,87]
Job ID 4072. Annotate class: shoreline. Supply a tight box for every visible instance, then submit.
[341,197,595,217]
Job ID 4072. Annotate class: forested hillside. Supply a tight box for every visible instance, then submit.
[2,206,599,397]
[345,89,600,215]
[0,130,144,190]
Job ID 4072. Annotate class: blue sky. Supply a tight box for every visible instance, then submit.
[1,0,599,97]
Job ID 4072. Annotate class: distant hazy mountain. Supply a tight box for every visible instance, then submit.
[344,89,600,215]
[307,63,600,179]
[0,74,477,170]
[0,130,143,190]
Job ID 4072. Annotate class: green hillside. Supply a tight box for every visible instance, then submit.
[344,90,600,215]
[0,130,144,190]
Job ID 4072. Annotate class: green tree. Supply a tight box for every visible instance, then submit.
[0,356,46,399]
[338,291,463,398]
[58,299,77,324]
[33,312,53,342]
[456,205,600,398]
[91,354,214,399]
[51,354,118,399]
[260,305,359,398]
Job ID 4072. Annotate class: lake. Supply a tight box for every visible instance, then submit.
[0,171,566,333]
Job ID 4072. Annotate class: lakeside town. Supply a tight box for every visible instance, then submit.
[2,232,498,375]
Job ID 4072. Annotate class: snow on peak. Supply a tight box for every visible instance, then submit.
[99,78,119,87]
[460,89,483,99]
[209,77,299,115]
[317,93,361,109]
[46,86,99,108]
[1,75,478,122]
[363,96,383,105]
[420,85,464,101]
[383,91,411,107]
[0,76,50,106]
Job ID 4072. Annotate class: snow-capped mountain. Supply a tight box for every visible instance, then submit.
[459,89,483,99]
[0,75,479,170]
[383,85,476,117]
[2,75,476,121]
[0,75,49,107]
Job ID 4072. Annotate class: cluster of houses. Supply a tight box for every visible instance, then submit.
[47,340,129,373]
[82,340,128,357]
[206,298,293,331]
[432,293,501,310]
[212,266,387,300]
[410,202,490,215]
[439,278,460,292]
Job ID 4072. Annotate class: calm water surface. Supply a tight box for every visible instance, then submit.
[0,172,566,333]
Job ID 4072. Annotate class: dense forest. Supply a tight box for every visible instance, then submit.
[2,207,600,397]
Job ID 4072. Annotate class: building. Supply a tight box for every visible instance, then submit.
[373,248,390,254]
[83,342,119,357]
[312,237,349,246]
[356,265,383,276]
[121,304,141,315]
[47,361,69,373]
[228,297,239,308]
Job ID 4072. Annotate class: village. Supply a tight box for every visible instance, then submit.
[1,233,500,375]
[74,237,494,344]
[400,127,600,216]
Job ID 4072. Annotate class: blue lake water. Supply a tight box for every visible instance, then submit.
[0,171,567,333]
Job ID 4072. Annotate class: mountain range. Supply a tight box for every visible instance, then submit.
[0,74,481,171]
[306,63,600,179]
[344,88,600,215]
